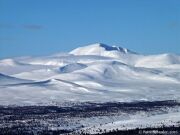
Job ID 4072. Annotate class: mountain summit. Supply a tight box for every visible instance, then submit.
[70,43,136,58]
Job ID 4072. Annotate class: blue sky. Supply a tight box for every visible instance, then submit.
[0,0,179,59]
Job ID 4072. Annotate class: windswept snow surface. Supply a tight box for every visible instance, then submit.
[0,43,180,133]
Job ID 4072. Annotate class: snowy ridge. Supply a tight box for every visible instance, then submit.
[0,73,32,85]
[0,58,24,66]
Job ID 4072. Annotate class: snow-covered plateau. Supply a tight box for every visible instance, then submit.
[0,43,180,134]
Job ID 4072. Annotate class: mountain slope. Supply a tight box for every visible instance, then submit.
[135,53,180,68]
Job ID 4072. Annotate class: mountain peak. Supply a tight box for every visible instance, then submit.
[69,43,136,57]
[97,43,130,53]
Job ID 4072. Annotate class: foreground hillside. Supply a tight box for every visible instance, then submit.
[0,101,180,135]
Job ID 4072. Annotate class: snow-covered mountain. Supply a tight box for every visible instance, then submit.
[1,43,180,134]
[0,43,180,105]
